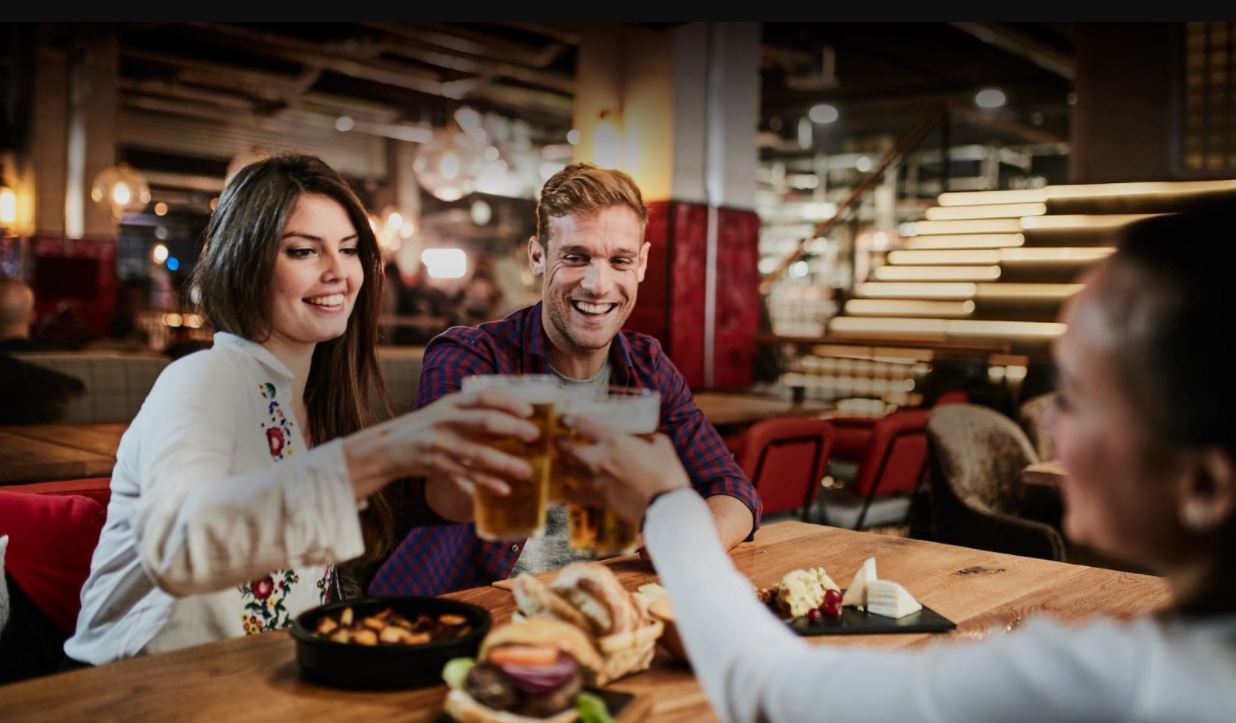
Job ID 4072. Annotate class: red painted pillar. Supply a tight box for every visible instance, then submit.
[628,202,760,389]
[576,23,761,389]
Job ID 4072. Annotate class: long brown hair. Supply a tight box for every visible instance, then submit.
[191,154,400,566]
[1104,200,1236,616]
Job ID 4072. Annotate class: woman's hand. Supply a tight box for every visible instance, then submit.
[383,389,540,495]
[555,413,690,525]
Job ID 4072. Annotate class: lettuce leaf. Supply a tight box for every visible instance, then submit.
[441,657,475,691]
[576,692,615,723]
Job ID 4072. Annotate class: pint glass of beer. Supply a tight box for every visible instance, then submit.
[561,386,660,557]
[461,374,562,540]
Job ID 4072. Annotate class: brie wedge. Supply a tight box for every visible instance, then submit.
[841,557,877,610]
[866,579,922,619]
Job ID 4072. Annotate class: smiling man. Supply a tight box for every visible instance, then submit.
[369,164,762,595]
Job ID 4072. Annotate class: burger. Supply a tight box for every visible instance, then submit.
[513,562,648,637]
[442,618,609,723]
[511,562,663,685]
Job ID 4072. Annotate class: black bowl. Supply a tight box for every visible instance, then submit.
[290,596,492,690]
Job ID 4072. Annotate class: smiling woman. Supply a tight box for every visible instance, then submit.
[63,155,548,668]
[267,193,365,364]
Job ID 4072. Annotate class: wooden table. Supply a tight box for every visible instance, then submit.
[1022,461,1065,488]
[693,391,833,429]
[0,521,1169,721]
[0,423,126,484]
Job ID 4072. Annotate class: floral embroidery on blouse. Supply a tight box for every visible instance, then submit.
[257,382,295,460]
[239,570,300,634]
[239,382,313,634]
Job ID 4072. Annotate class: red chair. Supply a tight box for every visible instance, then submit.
[828,415,880,463]
[0,477,111,683]
[847,409,931,529]
[934,390,970,406]
[5,477,112,508]
[735,418,834,521]
[829,391,968,466]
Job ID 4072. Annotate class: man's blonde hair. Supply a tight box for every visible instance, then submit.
[535,163,647,246]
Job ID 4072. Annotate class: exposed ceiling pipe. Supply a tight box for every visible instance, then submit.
[120,77,255,111]
[120,95,433,144]
[951,106,1068,145]
[951,22,1076,80]
[192,22,485,100]
[376,38,575,96]
[384,22,572,68]
[785,46,839,91]
[122,47,309,102]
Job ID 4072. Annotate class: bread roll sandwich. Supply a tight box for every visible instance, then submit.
[442,618,609,723]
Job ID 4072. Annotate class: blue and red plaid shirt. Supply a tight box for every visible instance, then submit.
[369,301,762,596]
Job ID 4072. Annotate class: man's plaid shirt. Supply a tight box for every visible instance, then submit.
[369,302,762,596]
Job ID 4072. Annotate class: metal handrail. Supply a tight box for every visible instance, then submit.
[759,104,949,294]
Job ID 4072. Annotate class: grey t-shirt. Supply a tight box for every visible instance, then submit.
[509,362,611,577]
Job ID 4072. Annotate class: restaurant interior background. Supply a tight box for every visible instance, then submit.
[1,21,1233,415]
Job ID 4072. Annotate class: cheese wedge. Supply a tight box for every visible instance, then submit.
[806,567,839,594]
[776,567,839,618]
[841,557,877,610]
[866,579,922,619]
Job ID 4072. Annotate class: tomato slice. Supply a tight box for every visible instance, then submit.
[486,644,560,667]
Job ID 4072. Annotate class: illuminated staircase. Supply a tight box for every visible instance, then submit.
[769,179,1236,406]
[829,179,1236,350]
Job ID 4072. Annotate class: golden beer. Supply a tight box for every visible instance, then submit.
[461,374,562,541]
[560,387,660,557]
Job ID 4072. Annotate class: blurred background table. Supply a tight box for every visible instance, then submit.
[693,391,833,430]
[0,423,126,484]
[1022,461,1065,488]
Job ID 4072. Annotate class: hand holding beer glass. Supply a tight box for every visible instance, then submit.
[556,403,691,542]
[556,387,660,557]
[460,374,562,540]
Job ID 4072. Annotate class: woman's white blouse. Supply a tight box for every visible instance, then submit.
[644,488,1236,723]
[65,333,365,664]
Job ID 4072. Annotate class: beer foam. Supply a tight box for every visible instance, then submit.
[563,395,659,434]
[504,384,562,405]
[462,375,562,404]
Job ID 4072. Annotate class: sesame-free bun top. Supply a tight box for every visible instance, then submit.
[479,618,604,677]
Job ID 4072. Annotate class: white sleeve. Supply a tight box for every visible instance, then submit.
[134,356,365,596]
[643,489,1145,723]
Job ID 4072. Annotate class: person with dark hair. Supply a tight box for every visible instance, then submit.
[65,155,541,665]
[558,202,1236,721]
[0,277,86,423]
[0,276,38,350]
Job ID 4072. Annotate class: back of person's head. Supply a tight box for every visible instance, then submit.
[191,153,383,347]
[1100,199,1235,612]
[535,163,647,247]
[0,277,34,339]
[1103,201,1232,458]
